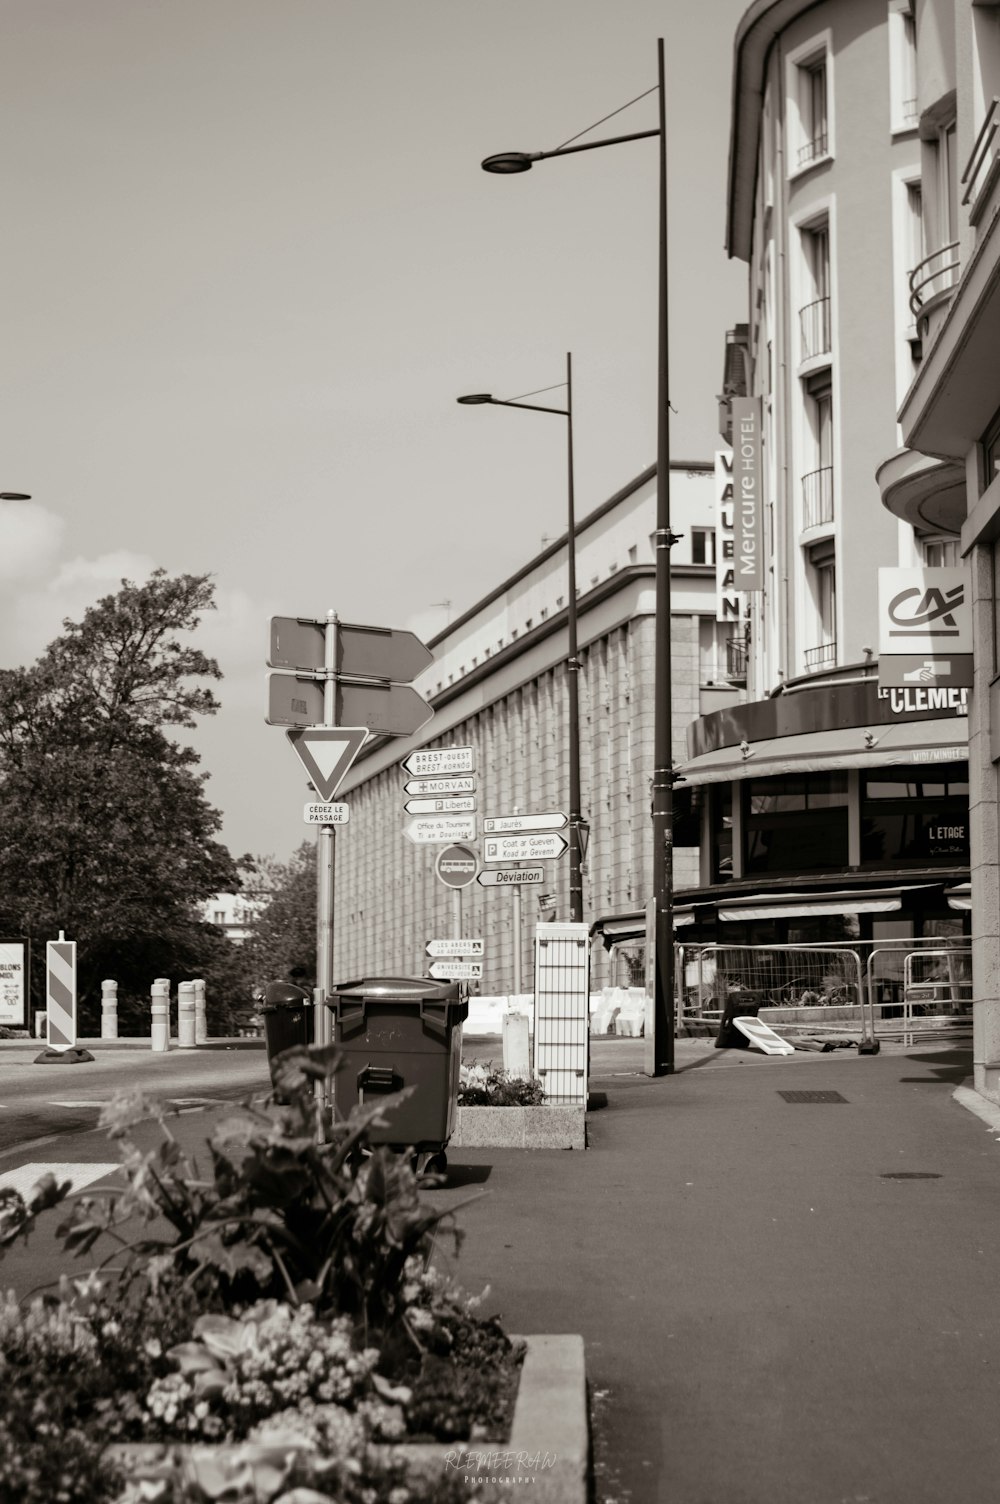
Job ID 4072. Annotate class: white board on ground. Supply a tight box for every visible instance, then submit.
[733,1017,796,1055]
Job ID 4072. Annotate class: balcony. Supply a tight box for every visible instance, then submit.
[802,466,834,530]
[799,297,831,361]
[804,642,836,672]
[908,242,960,341]
[725,635,748,686]
[797,132,828,168]
[961,97,1000,225]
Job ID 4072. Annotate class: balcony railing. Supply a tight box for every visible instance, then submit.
[804,642,837,671]
[797,131,828,168]
[802,466,834,529]
[961,96,1000,212]
[799,296,831,360]
[908,242,960,318]
[725,636,748,685]
[902,98,918,126]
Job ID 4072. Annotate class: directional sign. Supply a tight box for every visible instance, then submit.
[404,775,476,797]
[405,795,476,815]
[270,617,433,681]
[402,746,475,776]
[426,938,485,958]
[435,844,479,888]
[403,814,477,844]
[338,681,433,736]
[286,726,369,801]
[304,802,350,825]
[484,833,568,864]
[429,960,483,981]
[267,672,325,727]
[477,866,545,887]
[484,811,568,834]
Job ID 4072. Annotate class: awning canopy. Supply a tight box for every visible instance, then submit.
[677,718,967,786]
[715,884,933,923]
[947,883,972,912]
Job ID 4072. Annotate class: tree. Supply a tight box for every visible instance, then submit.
[0,570,245,1031]
[240,843,318,990]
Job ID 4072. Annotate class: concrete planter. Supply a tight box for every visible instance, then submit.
[110,1334,587,1504]
[450,1104,586,1150]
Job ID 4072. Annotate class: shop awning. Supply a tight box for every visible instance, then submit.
[947,883,972,912]
[677,719,967,786]
[715,884,934,923]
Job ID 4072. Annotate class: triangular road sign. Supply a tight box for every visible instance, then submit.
[285,726,369,801]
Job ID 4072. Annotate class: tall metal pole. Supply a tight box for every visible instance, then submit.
[512,881,522,996]
[651,37,676,1074]
[565,353,584,924]
[317,610,338,1005]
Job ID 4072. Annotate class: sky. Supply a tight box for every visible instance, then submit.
[1,0,748,864]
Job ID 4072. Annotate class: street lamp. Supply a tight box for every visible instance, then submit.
[482,39,677,1074]
[457,354,585,924]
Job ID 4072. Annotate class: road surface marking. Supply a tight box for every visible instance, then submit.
[0,1162,120,1201]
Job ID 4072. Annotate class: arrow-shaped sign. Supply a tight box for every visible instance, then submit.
[429,960,483,981]
[269,617,433,681]
[405,795,476,815]
[477,866,545,887]
[286,726,370,801]
[483,811,568,834]
[403,746,475,776]
[483,833,568,863]
[426,938,485,957]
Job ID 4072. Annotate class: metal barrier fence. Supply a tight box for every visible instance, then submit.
[678,939,974,1048]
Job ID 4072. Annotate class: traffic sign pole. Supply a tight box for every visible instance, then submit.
[315,611,337,1130]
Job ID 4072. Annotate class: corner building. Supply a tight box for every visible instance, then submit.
[668,0,971,949]
[880,0,1000,1100]
[332,464,736,995]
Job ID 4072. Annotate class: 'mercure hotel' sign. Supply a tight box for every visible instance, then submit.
[731,396,763,592]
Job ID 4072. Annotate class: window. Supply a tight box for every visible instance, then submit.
[981,402,1000,490]
[698,618,733,684]
[861,762,969,867]
[788,33,833,175]
[889,1,918,133]
[800,56,828,164]
[802,372,834,529]
[919,536,960,567]
[929,118,959,250]
[691,527,716,565]
[710,784,733,882]
[800,220,831,359]
[745,773,849,875]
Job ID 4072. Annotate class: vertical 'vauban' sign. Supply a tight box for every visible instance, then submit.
[715,450,740,623]
[731,396,763,592]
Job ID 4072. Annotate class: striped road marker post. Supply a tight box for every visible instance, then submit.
[34,932,94,1065]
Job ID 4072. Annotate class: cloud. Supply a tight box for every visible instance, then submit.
[0,500,65,582]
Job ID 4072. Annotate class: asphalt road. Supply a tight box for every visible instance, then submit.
[0,1039,271,1159]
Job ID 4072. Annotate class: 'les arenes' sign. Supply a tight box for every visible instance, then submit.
[731,396,763,592]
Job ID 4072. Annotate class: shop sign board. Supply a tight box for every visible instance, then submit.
[731,397,764,592]
[0,941,26,1028]
[714,450,741,623]
[878,568,973,691]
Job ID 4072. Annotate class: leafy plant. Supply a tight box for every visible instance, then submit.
[458,1062,546,1107]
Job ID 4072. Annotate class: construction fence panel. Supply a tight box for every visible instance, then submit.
[533,923,589,1106]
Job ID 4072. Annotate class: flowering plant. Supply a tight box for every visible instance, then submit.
[458,1061,546,1107]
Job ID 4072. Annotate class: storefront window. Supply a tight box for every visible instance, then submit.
[860,763,969,867]
[711,784,733,882]
[745,772,849,874]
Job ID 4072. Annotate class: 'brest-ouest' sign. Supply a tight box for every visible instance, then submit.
[731,396,763,592]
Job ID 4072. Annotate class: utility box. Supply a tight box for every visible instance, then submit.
[533,923,589,1105]
[327,976,468,1151]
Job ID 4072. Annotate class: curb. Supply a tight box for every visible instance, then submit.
[110,1335,588,1504]
[450,1105,586,1150]
[387,1334,588,1503]
[952,1084,1000,1135]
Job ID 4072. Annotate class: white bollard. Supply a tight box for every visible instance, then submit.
[502,1010,531,1081]
[178,981,196,1048]
[34,1011,47,1039]
[193,978,207,1044]
[151,978,170,1052]
[101,980,119,1040]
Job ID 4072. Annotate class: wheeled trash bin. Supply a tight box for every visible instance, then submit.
[327,976,468,1172]
[260,980,314,1083]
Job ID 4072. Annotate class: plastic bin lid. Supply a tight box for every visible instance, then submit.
[261,981,312,1009]
[330,975,461,1003]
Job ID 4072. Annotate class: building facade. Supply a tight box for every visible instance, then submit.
[660,0,972,955]
[332,463,738,995]
[880,0,1000,1099]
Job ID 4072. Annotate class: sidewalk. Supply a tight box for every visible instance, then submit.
[433,1037,1000,1504]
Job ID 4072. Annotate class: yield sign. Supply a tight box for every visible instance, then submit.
[286,726,369,801]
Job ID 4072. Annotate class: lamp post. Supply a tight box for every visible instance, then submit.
[482,38,676,1073]
[457,352,585,924]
